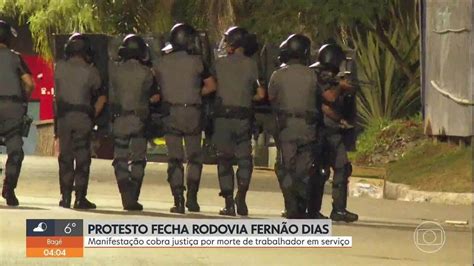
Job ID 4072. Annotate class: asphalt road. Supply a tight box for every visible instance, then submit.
[0,156,472,265]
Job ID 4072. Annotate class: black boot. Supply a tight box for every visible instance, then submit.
[307,211,328,219]
[316,212,329,219]
[2,184,19,206]
[118,180,143,211]
[121,191,143,211]
[186,187,200,212]
[73,192,96,209]
[330,209,358,223]
[331,177,356,222]
[59,193,72,208]
[307,170,327,219]
[170,194,185,214]
[134,179,143,201]
[281,195,290,218]
[235,189,248,216]
[219,195,236,216]
[283,190,304,219]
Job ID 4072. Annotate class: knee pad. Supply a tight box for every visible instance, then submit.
[58,152,73,162]
[332,174,348,189]
[187,152,202,165]
[332,182,346,189]
[168,158,184,176]
[75,157,91,173]
[237,156,253,170]
[58,154,74,172]
[8,149,24,163]
[236,157,252,185]
[217,158,233,177]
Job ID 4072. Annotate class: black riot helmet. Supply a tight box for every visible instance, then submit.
[64,33,94,62]
[278,34,311,64]
[224,26,259,57]
[118,34,150,63]
[0,20,17,46]
[165,23,197,54]
[224,26,248,49]
[317,43,346,74]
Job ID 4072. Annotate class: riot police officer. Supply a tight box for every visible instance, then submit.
[0,20,35,206]
[55,33,106,209]
[268,34,318,219]
[109,34,159,211]
[212,26,264,216]
[309,43,358,222]
[154,23,216,214]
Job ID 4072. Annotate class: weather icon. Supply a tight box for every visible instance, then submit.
[32,222,48,232]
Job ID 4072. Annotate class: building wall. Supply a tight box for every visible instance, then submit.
[422,0,473,137]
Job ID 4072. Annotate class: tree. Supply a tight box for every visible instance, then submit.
[0,0,173,58]
[1,0,99,58]
[1,0,421,124]
[230,0,421,124]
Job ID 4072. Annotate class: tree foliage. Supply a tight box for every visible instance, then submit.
[1,0,98,58]
[0,0,421,124]
[353,0,420,125]
[0,0,173,58]
[231,0,420,124]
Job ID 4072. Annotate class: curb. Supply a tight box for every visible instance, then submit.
[384,181,473,205]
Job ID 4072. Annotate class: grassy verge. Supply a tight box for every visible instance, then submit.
[386,141,471,193]
[352,117,472,193]
[352,116,425,166]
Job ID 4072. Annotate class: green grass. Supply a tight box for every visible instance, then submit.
[387,141,472,193]
[352,116,471,193]
[353,116,425,165]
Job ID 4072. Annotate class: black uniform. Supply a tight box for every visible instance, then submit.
[269,60,318,219]
[212,52,259,216]
[55,57,102,208]
[154,50,210,213]
[109,58,155,210]
[309,43,359,222]
[319,89,358,223]
[0,47,30,206]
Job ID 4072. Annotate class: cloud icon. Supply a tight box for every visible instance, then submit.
[33,222,48,232]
